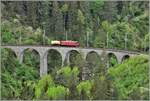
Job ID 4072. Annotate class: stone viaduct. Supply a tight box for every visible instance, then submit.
[1,46,141,77]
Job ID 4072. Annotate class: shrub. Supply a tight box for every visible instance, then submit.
[46,85,70,100]
[108,55,149,100]
[77,80,93,99]
[35,75,54,99]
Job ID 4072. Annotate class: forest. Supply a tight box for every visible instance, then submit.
[1,0,149,100]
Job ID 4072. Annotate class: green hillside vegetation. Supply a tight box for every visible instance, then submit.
[1,1,149,100]
[1,1,149,52]
[1,48,149,100]
[108,55,149,100]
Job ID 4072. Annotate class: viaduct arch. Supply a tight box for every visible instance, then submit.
[2,46,140,77]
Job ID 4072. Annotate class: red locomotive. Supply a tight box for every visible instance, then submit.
[51,40,80,47]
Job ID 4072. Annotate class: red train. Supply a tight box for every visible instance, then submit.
[51,40,80,47]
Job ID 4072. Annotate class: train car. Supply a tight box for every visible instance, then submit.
[51,40,60,45]
[60,40,79,47]
[51,40,79,47]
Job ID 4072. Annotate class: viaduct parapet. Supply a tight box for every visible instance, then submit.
[1,46,140,76]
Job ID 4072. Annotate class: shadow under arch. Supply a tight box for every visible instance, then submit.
[122,55,130,63]
[65,50,84,81]
[85,51,101,79]
[47,49,62,75]
[65,50,83,67]
[23,48,40,77]
[107,52,118,68]
[86,51,101,66]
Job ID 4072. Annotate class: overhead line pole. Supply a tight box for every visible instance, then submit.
[125,33,127,50]
[86,31,89,47]
[65,31,68,41]
[43,29,45,45]
[107,33,109,48]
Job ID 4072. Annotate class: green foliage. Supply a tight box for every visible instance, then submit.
[23,39,35,44]
[1,31,15,44]
[58,66,71,78]
[109,55,118,67]
[57,66,79,81]
[56,66,79,87]
[1,48,39,100]
[92,75,113,100]
[15,64,39,81]
[56,66,79,99]
[1,48,17,72]
[1,71,22,99]
[1,19,51,45]
[2,1,149,52]
[77,80,93,99]
[90,0,104,13]
[35,75,54,99]
[34,74,70,100]
[108,55,149,100]
[1,1,149,100]
[102,21,113,34]
[20,80,36,99]
[101,20,137,49]
[77,9,85,25]
[61,4,68,13]
[46,85,69,100]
